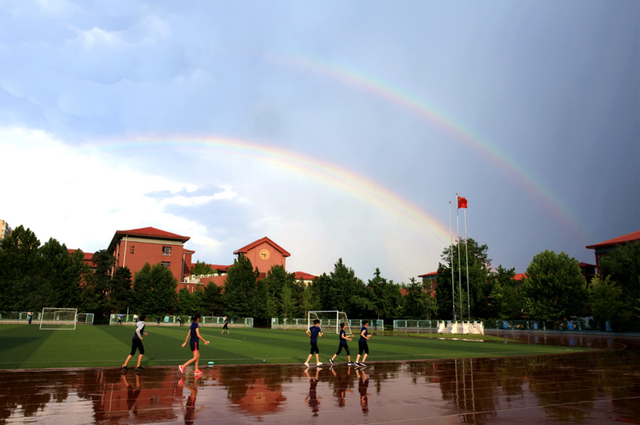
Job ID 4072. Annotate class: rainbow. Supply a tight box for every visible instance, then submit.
[268,52,585,237]
[84,135,452,246]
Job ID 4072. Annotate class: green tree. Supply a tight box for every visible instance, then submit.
[521,250,587,323]
[107,266,133,314]
[39,238,83,308]
[202,282,223,316]
[598,241,640,329]
[489,266,523,320]
[261,265,296,319]
[178,287,196,315]
[400,278,426,319]
[191,260,217,276]
[222,254,258,318]
[436,238,492,320]
[0,225,42,310]
[313,258,367,315]
[366,269,402,322]
[133,263,178,315]
[588,276,624,329]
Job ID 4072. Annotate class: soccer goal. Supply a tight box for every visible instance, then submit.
[39,308,78,330]
[308,310,352,335]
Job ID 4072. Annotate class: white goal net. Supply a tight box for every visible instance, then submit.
[308,310,352,335]
[40,308,78,330]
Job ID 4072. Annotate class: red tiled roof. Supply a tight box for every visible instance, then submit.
[116,227,190,242]
[108,227,190,253]
[578,262,596,268]
[294,271,315,280]
[586,230,640,249]
[68,249,93,262]
[514,273,526,281]
[209,264,232,273]
[418,271,438,278]
[233,237,291,257]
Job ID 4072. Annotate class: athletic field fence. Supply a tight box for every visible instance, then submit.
[0,311,94,325]
[108,314,253,328]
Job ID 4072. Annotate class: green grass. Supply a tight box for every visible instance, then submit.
[0,324,591,369]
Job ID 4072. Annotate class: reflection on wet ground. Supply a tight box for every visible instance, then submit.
[1,332,639,424]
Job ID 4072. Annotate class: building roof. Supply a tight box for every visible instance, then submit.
[108,227,190,253]
[578,262,596,268]
[418,271,438,278]
[586,230,640,250]
[233,236,291,257]
[514,273,526,281]
[294,271,315,280]
[68,249,94,263]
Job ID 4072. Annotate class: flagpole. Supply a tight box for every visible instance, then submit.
[449,201,456,322]
[456,193,462,322]
[465,207,470,321]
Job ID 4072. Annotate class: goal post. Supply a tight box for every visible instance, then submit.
[308,310,352,335]
[39,308,78,331]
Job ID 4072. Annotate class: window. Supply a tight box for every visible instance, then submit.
[161,262,170,268]
[162,246,172,256]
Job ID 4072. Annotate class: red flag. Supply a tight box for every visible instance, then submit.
[457,196,467,209]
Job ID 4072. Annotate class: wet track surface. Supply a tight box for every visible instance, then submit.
[1,332,639,424]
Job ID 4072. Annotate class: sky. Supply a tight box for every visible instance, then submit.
[1,0,638,283]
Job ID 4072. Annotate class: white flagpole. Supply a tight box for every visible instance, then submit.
[465,207,470,321]
[449,201,456,322]
[456,193,462,322]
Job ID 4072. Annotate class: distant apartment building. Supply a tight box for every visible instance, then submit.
[0,219,11,248]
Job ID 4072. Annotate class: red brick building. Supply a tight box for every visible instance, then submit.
[586,230,640,274]
[107,227,192,282]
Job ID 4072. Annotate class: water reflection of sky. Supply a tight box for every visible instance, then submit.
[1,334,639,424]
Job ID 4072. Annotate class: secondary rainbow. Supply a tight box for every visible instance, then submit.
[270,52,584,236]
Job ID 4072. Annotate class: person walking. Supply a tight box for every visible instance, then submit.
[355,320,371,367]
[329,323,353,366]
[304,319,323,367]
[179,313,209,376]
[221,316,230,334]
[122,314,148,371]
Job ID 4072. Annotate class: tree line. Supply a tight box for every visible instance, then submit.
[1,225,638,330]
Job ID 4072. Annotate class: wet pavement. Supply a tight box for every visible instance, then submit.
[1,332,639,424]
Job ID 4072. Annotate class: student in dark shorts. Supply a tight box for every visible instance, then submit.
[329,323,354,365]
[355,320,371,367]
[304,319,324,367]
[179,313,209,376]
[221,316,229,334]
[122,314,148,371]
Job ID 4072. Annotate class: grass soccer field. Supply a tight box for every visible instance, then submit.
[0,324,591,369]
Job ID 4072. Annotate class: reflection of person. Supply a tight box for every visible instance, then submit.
[179,313,209,376]
[221,316,229,334]
[122,314,148,371]
[305,319,324,367]
[331,364,352,407]
[329,323,353,366]
[356,368,370,414]
[122,371,142,414]
[355,320,371,367]
[181,375,200,425]
[304,367,322,416]
[27,312,33,325]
